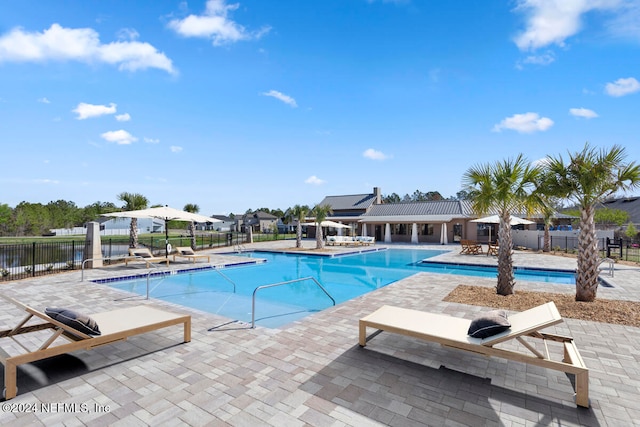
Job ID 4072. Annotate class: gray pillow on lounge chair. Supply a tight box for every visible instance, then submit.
[467,310,510,338]
[45,307,101,336]
[133,250,152,258]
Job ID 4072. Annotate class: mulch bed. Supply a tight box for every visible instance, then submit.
[444,284,640,327]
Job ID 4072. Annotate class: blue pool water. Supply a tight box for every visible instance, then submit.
[103,249,586,328]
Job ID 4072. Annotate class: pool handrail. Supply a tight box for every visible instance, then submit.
[213,269,237,293]
[251,276,335,328]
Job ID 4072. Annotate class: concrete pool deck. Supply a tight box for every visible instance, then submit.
[2,240,640,426]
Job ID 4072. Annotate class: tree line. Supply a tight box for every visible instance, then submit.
[0,188,466,237]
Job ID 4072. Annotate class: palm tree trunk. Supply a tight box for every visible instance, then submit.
[189,221,196,250]
[543,223,550,252]
[129,218,138,248]
[316,225,324,249]
[576,205,599,302]
[296,223,302,248]
[496,212,515,295]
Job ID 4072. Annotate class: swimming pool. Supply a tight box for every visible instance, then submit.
[101,249,592,328]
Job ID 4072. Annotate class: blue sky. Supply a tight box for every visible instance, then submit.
[1,0,639,216]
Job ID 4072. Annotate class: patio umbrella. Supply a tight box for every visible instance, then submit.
[411,223,418,244]
[102,206,221,257]
[384,223,391,243]
[470,215,534,242]
[300,220,351,228]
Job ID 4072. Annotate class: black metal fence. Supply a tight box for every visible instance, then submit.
[0,232,258,282]
[542,236,640,263]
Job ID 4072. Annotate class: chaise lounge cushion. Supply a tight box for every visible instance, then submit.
[45,307,102,336]
[131,250,152,258]
[467,309,510,338]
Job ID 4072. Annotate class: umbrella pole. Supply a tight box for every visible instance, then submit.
[165,219,169,258]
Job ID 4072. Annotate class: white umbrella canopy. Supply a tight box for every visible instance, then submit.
[300,220,351,229]
[470,214,534,225]
[102,205,219,224]
[102,206,221,256]
[470,215,534,243]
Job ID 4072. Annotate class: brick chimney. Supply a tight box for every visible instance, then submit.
[373,187,382,204]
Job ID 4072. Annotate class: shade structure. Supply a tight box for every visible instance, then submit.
[440,223,448,245]
[102,206,221,257]
[300,220,351,229]
[470,214,535,225]
[470,215,534,243]
[411,223,418,244]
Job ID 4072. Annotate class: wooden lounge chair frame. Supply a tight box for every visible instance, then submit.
[125,247,170,267]
[0,295,191,400]
[172,246,211,263]
[460,239,483,255]
[359,302,589,407]
[487,242,499,256]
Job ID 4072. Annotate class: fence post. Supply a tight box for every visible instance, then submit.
[31,242,36,277]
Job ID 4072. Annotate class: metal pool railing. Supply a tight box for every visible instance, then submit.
[251,277,335,328]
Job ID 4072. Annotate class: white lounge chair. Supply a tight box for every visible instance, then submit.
[172,246,210,263]
[359,302,589,407]
[125,247,170,267]
[0,294,191,400]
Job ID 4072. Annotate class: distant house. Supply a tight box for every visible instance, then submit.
[237,211,284,233]
[196,215,236,232]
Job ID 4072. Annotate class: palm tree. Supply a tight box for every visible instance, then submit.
[463,154,542,296]
[117,192,149,248]
[184,203,200,250]
[542,143,640,301]
[311,204,332,249]
[289,204,309,248]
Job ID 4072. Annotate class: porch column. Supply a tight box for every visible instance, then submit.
[411,223,418,244]
[384,223,391,243]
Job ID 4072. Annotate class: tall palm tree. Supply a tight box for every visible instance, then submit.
[289,204,309,248]
[184,203,200,250]
[117,192,149,248]
[311,204,332,249]
[542,143,640,301]
[463,154,542,296]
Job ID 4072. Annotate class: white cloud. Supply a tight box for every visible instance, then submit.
[37,97,50,104]
[73,102,116,119]
[168,0,270,46]
[363,148,390,160]
[305,175,326,185]
[170,145,183,153]
[605,77,640,97]
[262,90,297,107]
[0,23,175,74]
[569,107,599,119]
[115,113,131,122]
[100,129,137,145]
[520,52,555,66]
[33,178,59,184]
[144,137,160,144]
[513,0,621,51]
[492,112,554,133]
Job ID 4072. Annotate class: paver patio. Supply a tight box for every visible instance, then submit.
[1,241,639,426]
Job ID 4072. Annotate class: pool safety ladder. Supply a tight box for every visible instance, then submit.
[251,277,335,328]
[599,257,615,277]
[234,243,247,253]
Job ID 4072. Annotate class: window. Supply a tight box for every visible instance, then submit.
[421,224,434,235]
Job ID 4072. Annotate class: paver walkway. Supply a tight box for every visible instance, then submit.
[1,241,639,426]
